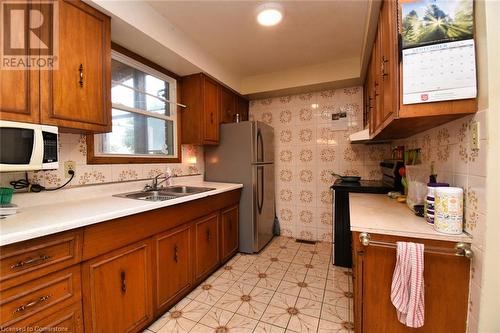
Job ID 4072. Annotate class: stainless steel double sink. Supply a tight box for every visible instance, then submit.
[114,186,216,202]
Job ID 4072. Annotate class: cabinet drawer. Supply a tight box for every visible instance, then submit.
[0,230,83,291]
[10,302,83,333]
[0,265,81,328]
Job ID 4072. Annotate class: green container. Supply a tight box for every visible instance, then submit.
[0,187,13,205]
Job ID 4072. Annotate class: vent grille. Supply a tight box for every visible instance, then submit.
[295,239,317,245]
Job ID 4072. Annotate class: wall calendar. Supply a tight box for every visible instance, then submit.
[400,0,477,104]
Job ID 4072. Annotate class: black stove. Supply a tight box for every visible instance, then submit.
[331,179,395,268]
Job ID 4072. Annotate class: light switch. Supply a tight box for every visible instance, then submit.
[471,121,480,150]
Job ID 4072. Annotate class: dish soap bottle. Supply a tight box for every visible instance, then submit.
[165,167,173,186]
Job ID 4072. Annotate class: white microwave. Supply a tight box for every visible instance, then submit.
[0,120,59,172]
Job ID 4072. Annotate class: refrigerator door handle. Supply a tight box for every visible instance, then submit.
[257,165,264,214]
[257,129,264,163]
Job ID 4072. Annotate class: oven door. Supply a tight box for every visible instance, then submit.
[0,121,43,172]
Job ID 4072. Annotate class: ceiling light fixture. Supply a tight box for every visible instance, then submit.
[256,3,283,27]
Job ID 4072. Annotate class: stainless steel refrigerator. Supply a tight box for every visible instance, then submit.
[205,121,275,253]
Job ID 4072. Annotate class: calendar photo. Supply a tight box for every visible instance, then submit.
[401,0,474,49]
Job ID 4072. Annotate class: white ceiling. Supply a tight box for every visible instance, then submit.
[147,1,370,77]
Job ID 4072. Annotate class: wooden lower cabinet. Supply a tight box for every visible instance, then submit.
[82,239,153,333]
[220,205,239,262]
[194,214,220,281]
[153,225,192,314]
[352,232,470,333]
[0,190,241,333]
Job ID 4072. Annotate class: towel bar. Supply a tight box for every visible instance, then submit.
[358,232,473,259]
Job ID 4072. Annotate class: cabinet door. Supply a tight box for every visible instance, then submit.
[221,206,239,262]
[195,214,219,280]
[379,0,398,123]
[154,225,192,314]
[82,239,152,333]
[0,2,39,124]
[0,69,39,123]
[220,87,236,124]
[353,232,470,333]
[202,76,220,144]
[236,96,249,122]
[40,0,111,132]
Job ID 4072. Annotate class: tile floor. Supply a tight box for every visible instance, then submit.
[144,236,354,333]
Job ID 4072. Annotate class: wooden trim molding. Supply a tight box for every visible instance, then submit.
[86,44,182,165]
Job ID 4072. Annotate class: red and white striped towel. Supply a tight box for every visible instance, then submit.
[390,241,425,328]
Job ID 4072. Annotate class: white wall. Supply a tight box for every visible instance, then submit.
[479,0,500,331]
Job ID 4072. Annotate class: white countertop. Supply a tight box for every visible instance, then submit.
[349,193,472,243]
[0,176,242,246]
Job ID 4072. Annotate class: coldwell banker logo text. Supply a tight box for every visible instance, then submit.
[1,1,58,70]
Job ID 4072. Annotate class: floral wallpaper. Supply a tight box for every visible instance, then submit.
[250,87,391,243]
[0,133,205,188]
[392,110,487,332]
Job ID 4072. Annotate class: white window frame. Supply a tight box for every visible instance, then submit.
[94,50,178,159]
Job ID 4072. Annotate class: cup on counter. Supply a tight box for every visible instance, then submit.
[434,187,464,235]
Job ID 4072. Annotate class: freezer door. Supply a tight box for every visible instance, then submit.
[253,163,275,252]
[253,121,274,164]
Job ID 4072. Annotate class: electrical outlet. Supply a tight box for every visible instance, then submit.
[471,121,480,150]
[64,161,76,178]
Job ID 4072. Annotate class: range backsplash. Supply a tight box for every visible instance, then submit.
[250,86,391,243]
[0,133,205,189]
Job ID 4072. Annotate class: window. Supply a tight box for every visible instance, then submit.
[90,50,179,163]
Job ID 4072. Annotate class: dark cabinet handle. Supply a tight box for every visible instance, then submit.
[206,229,211,242]
[120,271,126,294]
[210,112,214,124]
[174,245,179,263]
[78,64,84,87]
[11,255,51,269]
[381,56,389,79]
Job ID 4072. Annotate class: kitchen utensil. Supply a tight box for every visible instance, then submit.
[331,172,361,183]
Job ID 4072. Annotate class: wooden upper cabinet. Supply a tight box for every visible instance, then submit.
[0,0,111,132]
[181,73,219,145]
[203,77,220,143]
[352,232,470,333]
[153,225,192,314]
[220,86,237,124]
[194,213,219,280]
[181,73,248,145]
[0,1,39,123]
[220,88,249,124]
[0,69,40,123]
[40,0,111,132]
[236,96,249,122]
[82,239,153,333]
[379,0,398,124]
[364,0,477,140]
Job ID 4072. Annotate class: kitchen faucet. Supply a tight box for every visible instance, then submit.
[144,173,173,191]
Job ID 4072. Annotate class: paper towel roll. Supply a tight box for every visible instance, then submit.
[434,187,464,234]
